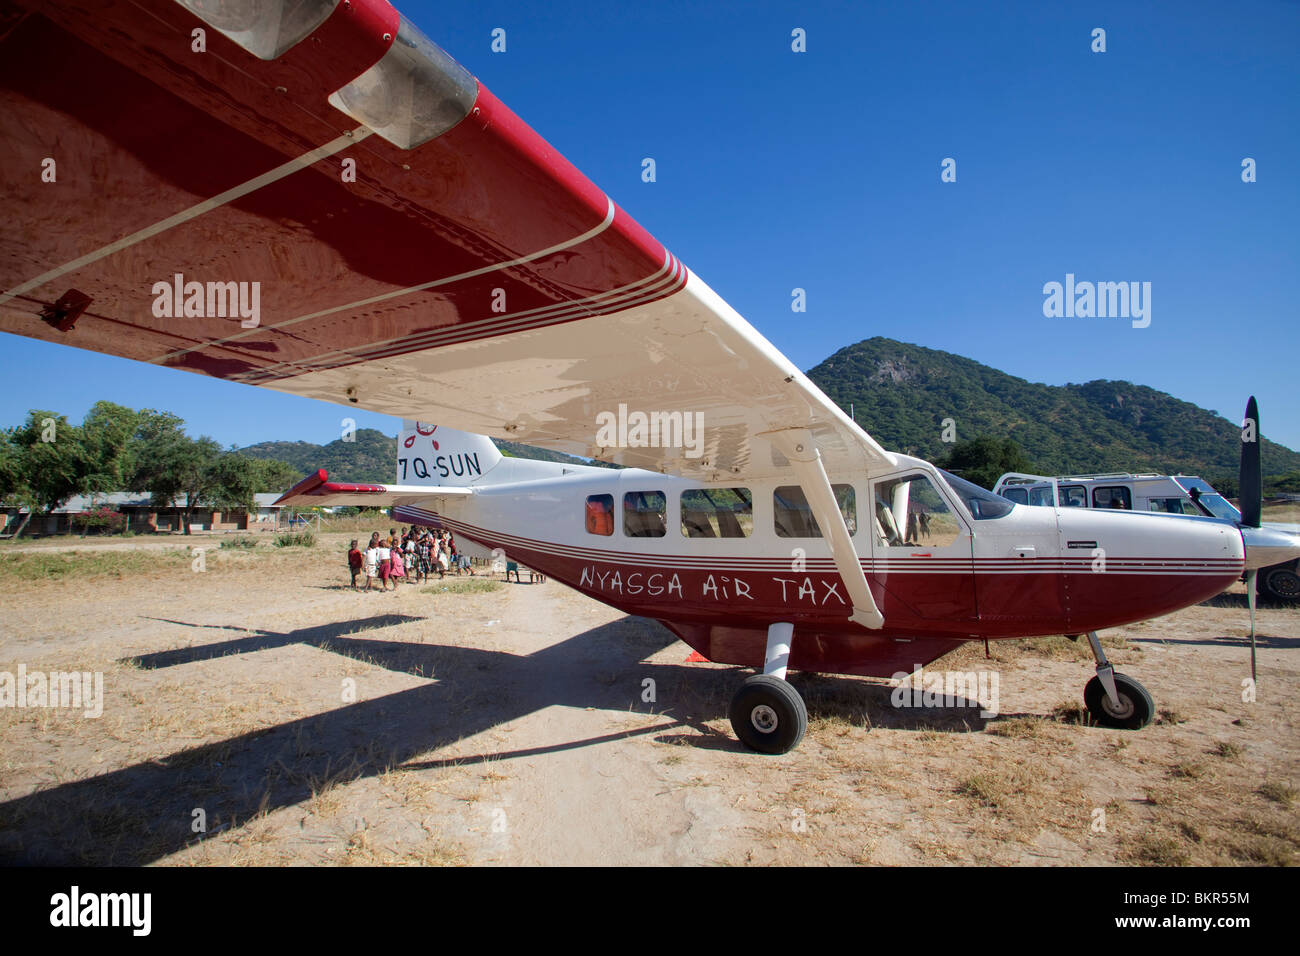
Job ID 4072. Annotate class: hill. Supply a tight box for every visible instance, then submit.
[807,338,1300,482]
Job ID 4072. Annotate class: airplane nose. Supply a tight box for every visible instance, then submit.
[1242,525,1300,571]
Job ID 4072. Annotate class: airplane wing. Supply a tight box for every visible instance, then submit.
[273,469,469,508]
[0,0,897,482]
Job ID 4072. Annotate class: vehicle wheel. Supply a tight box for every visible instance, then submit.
[729,674,807,754]
[1260,564,1300,603]
[1083,673,1154,730]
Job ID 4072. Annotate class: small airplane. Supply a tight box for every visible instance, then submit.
[274,415,1265,752]
[3,0,1292,752]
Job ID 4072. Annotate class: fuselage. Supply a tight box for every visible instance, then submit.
[394,455,1245,677]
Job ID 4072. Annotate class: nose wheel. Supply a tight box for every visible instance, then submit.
[729,674,808,754]
[1083,672,1154,729]
[1081,631,1154,729]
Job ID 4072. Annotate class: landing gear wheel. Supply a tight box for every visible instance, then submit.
[1261,564,1300,603]
[1083,673,1154,730]
[729,674,807,754]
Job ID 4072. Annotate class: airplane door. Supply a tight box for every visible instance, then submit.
[867,471,979,624]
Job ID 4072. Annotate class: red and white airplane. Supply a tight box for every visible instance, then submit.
[2,0,1286,752]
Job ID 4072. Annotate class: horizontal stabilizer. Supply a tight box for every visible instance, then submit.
[274,469,471,508]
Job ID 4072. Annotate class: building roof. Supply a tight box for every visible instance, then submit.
[8,492,285,513]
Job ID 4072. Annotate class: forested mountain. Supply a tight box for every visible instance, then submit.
[807,338,1300,485]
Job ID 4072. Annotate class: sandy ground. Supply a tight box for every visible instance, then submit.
[0,532,1295,866]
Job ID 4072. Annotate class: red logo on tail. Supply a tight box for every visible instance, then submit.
[403,422,439,451]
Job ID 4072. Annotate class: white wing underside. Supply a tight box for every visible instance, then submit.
[262,272,897,483]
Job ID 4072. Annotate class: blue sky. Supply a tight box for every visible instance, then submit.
[3,0,1297,452]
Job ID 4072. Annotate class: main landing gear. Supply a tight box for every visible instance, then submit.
[1080,631,1154,730]
[729,623,808,754]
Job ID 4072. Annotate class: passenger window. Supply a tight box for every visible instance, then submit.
[773,484,856,537]
[623,491,666,537]
[1093,486,1132,510]
[680,488,752,538]
[872,474,961,548]
[1061,485,1087,508]
[1003,488,1029,505]
[585,494,614,536]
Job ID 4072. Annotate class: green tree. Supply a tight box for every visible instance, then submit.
[249,457,303,494]
[939,436,1035,490]
[0,430,37,537]
[0,412,86,535]
[207,452,263,512]
[127,411,220,534]
[79,401,140,498]
[1266,471,1300,495]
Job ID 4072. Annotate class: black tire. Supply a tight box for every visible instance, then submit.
[729,674,807,754]
[1260,563,1300,603]
[1083,673,1154,730]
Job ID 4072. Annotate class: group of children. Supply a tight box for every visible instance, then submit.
[347,526,475,592]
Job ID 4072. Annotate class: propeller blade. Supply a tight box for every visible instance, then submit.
[1240,396,1262,528]
[1246,569,1258,686]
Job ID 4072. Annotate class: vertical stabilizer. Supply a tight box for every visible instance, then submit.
[397,421,504,487]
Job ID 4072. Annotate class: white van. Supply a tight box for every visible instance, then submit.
[992,473,1236,516]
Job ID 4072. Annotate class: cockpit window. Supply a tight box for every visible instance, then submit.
[873,474,962,546]
[939,470,1016,519]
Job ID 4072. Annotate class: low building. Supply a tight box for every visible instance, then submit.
[1,492,284,536]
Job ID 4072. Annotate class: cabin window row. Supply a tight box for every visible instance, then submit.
[584,486,858,539]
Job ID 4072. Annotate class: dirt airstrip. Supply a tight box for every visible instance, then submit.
[0,532,1295,866]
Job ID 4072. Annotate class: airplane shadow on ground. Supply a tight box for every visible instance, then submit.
[0,613,994,865]
[1201,593,1299,611]
[1129,632,1300,650]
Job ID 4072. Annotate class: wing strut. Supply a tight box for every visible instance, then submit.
[763,428,884,630]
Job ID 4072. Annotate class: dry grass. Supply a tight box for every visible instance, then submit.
[1259,780,1296,807]
[0,540,333,585]
[420,579,502,596]
[1124,831,1193,865]
[0,548,191,580]
[1170,761,1210,780]
[987,716,1053,739]
[1210,741,1245,761]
